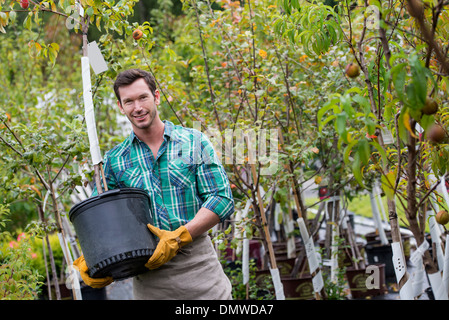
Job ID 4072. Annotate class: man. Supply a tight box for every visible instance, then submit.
[73,69,234,299]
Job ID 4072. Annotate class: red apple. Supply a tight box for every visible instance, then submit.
[319,186,329,199]
[20,0,29,9]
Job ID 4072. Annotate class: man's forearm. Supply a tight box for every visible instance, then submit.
[184,207,221,239]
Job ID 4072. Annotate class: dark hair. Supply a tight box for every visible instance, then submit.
[113,69,157,103]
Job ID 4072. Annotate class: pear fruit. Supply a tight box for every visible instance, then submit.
[427,124,446,144]
[436,210,449,225]
[345,63,360,78]
[421,98,438,115]
[132,29,143,40]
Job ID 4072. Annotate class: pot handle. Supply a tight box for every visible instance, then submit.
[99,188,121,198]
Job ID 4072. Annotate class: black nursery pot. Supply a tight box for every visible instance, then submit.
[69,188,157,281]
[365,240,394,279]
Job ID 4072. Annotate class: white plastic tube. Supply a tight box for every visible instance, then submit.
[297,217,324,293]
[242,238,249,285]
[81,56,102,165]
[278,203,296,259]
[330,222,339,282]
[269,268,285,300]
[442,236,449,295]
[391,241,414,300]
[240,199,252,285]
[410,240,429,298]
[325,197,340,282]
[427,210,445,271]
[58,233,82,300]
[370,191,389,245]
[428,272,448,300]
[439,176,449,208]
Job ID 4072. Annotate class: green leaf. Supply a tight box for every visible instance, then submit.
[273,18,284,35]
[335,112,347,137]
[352,153,365,187]
[23,12,32,30]
[397,107,409,142]
[86,6,94,16]
[391,62,407,102]
[383,98,398,122]
[357,138,371,165]
[405,84,417,109]
[370,140,387,168]
[341,94,355,118]
[291,0,300,10]
[299,31,313,57]
[365,116,376,135]
[283,0,292,15]
[319,114,336,132]
[317,96,340,124]
[409,54,427,108]
[343,139,358,164]
[50,43,59,52]
[352,94,371,115]
[418,114,435,132]
[381,171,396,199]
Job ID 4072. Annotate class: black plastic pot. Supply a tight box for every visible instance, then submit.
[70,285,107,300]
[69,188,157,281]
[365,241,394,279]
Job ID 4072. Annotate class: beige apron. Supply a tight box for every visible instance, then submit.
[133,233,232,300]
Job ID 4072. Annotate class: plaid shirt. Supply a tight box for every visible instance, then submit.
[92,120,234,231]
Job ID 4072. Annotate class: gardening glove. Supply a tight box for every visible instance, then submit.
[73,255,113,289]
[145,224,193,270]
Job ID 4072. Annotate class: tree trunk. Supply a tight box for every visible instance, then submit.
[406,120,438,274]
[38,204,61,300]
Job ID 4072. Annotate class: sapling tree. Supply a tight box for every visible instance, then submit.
[0,0,146,299]
[275,0,449,299]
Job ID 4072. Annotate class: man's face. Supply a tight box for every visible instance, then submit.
[117,78,160,131]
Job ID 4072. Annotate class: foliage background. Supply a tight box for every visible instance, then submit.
[1,0,449,299]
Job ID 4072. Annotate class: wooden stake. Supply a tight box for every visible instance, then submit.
[100,162,108,191]
[249,163,277,269]
[278,129,327,300]
[93,164,103,194]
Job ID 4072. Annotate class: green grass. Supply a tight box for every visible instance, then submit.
[304,194,381,218]
[304,194,412,230]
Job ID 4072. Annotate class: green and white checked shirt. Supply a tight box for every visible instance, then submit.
[92,120,234,231]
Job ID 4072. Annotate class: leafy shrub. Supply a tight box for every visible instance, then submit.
[28,232,65,282]
[0,204,44,299]
[223,259,275,300]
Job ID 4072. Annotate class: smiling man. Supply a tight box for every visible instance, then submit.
[73,68,234,300]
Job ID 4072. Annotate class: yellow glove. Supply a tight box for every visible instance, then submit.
[73,255,113,289]
[145,224,192,270]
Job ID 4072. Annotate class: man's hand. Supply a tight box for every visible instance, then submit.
[145,224,192,270]
[73,255,113,288]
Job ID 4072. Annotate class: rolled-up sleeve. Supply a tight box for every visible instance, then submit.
[196,133,234,221]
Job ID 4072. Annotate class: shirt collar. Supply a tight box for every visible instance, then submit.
[128,120,175,144]
[163,120,174,140]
